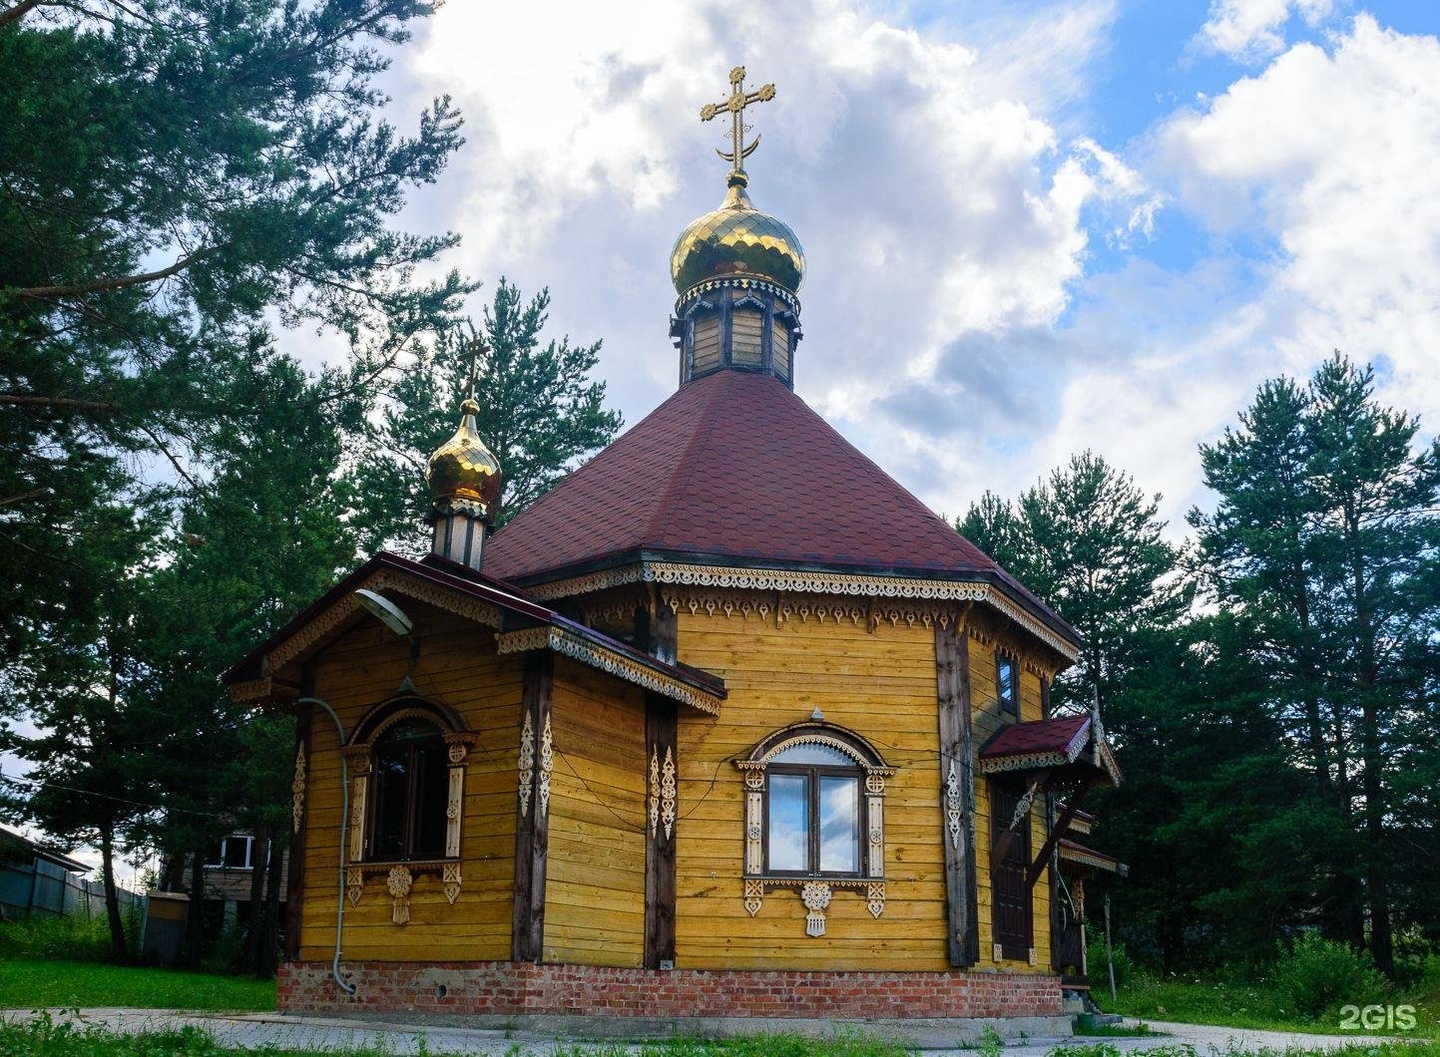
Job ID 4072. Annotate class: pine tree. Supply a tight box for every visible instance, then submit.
[1194,353,1440,974]
[960,451,1186,713]
[354,279,623,552]
[1,0,470,662]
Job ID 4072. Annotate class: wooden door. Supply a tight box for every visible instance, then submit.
[989,780,1033,961]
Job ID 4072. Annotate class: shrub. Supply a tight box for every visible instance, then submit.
[1271,932,1388,1020]
[1086,932,1135,989]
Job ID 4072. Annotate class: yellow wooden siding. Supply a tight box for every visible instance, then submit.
[296,606,522,963]
[673,612,947,970]
[542,659,647,966]
[672,609,1053,972]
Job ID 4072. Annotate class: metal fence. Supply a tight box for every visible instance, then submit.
[0,858,140,920]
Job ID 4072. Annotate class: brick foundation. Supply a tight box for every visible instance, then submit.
[279,960,1063,1021]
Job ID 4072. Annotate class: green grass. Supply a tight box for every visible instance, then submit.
[0,958,274,1012]
[1051,1044,1440,1057]
[1104,972,1439,1037]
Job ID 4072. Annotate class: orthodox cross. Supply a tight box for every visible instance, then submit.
[459,323,486,404]
[700,66,776,180]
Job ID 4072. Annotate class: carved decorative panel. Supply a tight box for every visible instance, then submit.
[387,866,413,925]
[744,878,764,917]
[660,747,677,840]
[801,881,832,937]
[291,744,307,835]
[443,862,462,906]
[538,715,554,819]
[517,711,535,818]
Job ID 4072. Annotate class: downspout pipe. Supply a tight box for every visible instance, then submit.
[296,696,357,995]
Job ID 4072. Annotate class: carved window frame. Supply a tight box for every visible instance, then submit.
[735,723,894,931]
[340,696,475,921]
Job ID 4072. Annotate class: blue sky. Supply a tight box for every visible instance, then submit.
[358,0,1440,539]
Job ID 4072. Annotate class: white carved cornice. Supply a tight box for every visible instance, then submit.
[518,559,1079,662]
[496,625,723,715]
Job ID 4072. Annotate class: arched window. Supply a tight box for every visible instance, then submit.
[369,716,449,861]
[765,741,862,875]
[737,724,894,932]
[341,697,475,923]
[342,697,474,867]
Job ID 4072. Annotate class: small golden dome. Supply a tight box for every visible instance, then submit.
[670,180,805,303]
[426,396,501,507]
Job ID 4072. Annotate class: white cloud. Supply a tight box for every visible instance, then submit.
[397,0,1148,503]
[1198,0,1339,62]
[1160,14,1440,427]
[380,2,1439,551]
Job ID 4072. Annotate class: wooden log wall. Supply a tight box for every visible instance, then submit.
[540,658,648,966]
[295,607,522,963]
[670,601,1052,972]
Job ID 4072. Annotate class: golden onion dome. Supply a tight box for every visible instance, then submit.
[426,396,501,507]
[670,180,805,303]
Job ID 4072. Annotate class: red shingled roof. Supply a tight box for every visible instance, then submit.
[488,370,1043,593]
[979,715,1091,763]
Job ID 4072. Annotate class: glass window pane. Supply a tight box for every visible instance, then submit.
[414,744,450,859]
[819,776,860,873]
[381,717,440,742]
[224,836,251,869]
[767,774,809,871]
[770,743,853,766]
[371,749,408,860]
[998,656,1016,711]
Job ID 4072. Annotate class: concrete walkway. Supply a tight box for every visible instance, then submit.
[3,1008,1418,1055]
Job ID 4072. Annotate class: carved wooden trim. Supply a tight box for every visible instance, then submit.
[285,693,314,961]
[660,747,677,840]
[576,586,651,628]
[263,594,363,675]
[538,715,554,819]
[348,774,368,864]
[523,562,1077,661]
[228,677,275,704]
[495,625,723,714]
[742,876,881,923]
[517,711,535,819]
[868,881,886,919]
[801,881,832,937]
[387,865,413,925]
[367,570,504,630]
[344,858,459,913]
[291,745,307,836]
[522,566,645,600]
[445,763,464,859]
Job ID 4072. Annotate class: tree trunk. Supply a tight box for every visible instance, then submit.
[97,816,129,963]
[242,827,269,975]
[262,833,285,978]
[185,842,206,968]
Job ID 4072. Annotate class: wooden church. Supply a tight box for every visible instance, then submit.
[224,68,1118,1029]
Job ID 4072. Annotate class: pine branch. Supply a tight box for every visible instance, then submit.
[0,394,120,412]
[0,0,48,29]
[8,247,215,301]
